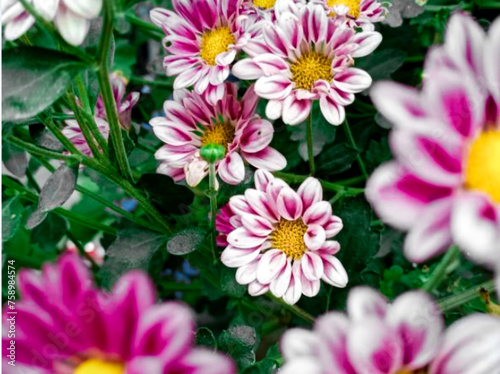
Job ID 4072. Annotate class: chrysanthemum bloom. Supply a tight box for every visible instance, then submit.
[219,169,347,304]
[232,2,382,126]
[1,0,102,45]
[311,0,387,31]
[63,75,140,157]
[150,0,250,104]
[366,14,500,265]
[280,287,500,374]
[2,254,235,374]
[150,83,286,186]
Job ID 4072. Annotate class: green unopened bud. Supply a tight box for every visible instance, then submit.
[200,143,226,163]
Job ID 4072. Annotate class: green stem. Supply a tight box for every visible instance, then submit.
[38,113,82,156]
[208,162,218,262]
[335,175,366,186]
[421,246,461,293]
[5,134,81,162]
[17,0,95,64]
[267,293,315,324]
[306,111,316,176]
[72,79,109,154]
[97,0,133,182]
[39,159,164,233]
[125,12,164,41]
[343,117,368,179]
[2,176,117,236]
[66,91,104,160]
[66,231,98,269]
[438,280,495,313]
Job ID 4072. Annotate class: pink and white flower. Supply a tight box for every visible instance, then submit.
[311,0,387,31]
[219,169,347,305]
[280,287,500,374]
[150,83,286,186]
[1,0,102,45]
[366,13,500,265]
[63,74,139,157]
[150,0,250,103]
[1,254,235,374]
[232,2,382,126]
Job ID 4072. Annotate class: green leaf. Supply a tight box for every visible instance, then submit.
[98,226,167,289]
[2,142,28,177]
[136,173,194,215]
[2,196,24,242]
[31,213,68,251]
[220,267,246,298]
[195,327,217,349]
[316,143,359,176]
[166,228,206,255]
[2,47,87,121]
[356,49,407,82]
[219,325,257,369]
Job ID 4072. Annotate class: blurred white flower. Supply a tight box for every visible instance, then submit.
[1,0,102,45]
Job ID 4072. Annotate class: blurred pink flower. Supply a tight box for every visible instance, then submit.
[366,14,500,266]
[150,0,250,103]
[150,83,286,186]
[280,287,500,374]
[2,254,235,374]
[219,169,346,305]
[1,0,102,45]
[232,2,382,125]
[311,0,387,31]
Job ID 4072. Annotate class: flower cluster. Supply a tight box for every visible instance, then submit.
[280,287,500,373]
[2,255,235,374]
[2,0,102,45]
[366,14,500,273]
[217,170,347,304]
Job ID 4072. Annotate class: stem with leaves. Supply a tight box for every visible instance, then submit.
[421,246,461,293]
[208,162,218,262]
[343,117,368,179]
[306,111,316,176]
[97,0,134,182]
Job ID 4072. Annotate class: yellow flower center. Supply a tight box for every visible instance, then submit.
[290,52,333,91]
[464,130,500,204]
[326,0,361,18]
[397,369,428,374]
[253,0,277,9]
[74,359,124,374]
[271,219,308,260]
[199,27,236,66]
[200,122,235,151]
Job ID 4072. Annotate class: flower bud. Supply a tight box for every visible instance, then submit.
[200,143,225,163]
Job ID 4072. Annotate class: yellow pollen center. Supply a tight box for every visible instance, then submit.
[290,52,333,91]
[464,130,500,204]
[271,219,308,260]
[397,369,428,374]
[253,0,277,9]
[199,27,236,66]
[74,359,124,374]
[326,0,361,18]
[200,122,235,151]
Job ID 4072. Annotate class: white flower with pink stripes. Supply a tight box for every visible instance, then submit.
[151,0,250,104]
[232,1,382,126]
[311,0,387,31]
[280,287,500,374]
[219,169,347,305]
[150,83,286,187]
[366,14,500,267]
